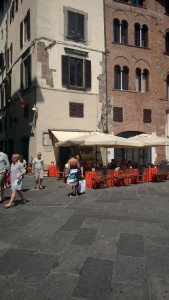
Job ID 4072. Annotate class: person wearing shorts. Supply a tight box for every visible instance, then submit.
[0,151,10,203]
[32,152,44,189]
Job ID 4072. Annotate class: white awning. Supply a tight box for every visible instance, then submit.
[51,130,91,142]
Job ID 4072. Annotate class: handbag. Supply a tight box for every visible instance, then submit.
[78,179,86,194]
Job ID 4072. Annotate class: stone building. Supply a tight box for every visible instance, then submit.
[104,0,169,165]
[0,0,105,166]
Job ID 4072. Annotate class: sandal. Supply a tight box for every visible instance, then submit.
[39,186,43,189]
[4,204,12,209]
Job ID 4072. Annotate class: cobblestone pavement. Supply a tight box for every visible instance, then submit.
[0,176,169,300]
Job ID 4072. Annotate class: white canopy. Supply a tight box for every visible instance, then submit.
[127,134,169,147]
[55,131,143,148]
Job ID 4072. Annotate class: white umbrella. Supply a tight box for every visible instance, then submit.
[55,131,143,148]
[127,134,169,146]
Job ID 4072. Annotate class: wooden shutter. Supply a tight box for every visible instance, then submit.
[28,55,32,88]
[113,107,123,122]
[27,9,30,41]
[62,55,69,86]
[0,53,4,69]
[77,13,84,40]
[68,11,76,38]
[20,21,23,48]
[69,102,84,118]
[20,62,23,90]
[85,60,91,89]
[143,109,151,123]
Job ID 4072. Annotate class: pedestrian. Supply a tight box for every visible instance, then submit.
[0,150,10,203]
[19,154,27,169]
[32,152,44,189]
[67,153,79,197]
[4,154,26,208]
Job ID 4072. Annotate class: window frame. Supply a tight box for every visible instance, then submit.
[64,7,88,44]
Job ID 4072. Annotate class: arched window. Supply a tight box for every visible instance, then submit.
[142,25,148,48]
[135,23,148,48]
[121,21,128,44]
[165,32,169,54]
[166,74,169,100]
[136,68,141,92]
[135,68,149,92]
[113,19,120,43]
[114,65,129,90]
[113,19,128,44]
[114,65,121,89]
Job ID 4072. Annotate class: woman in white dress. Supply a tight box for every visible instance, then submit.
[4,154,26,208]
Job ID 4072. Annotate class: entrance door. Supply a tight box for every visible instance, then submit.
[21,137,29,162]
[59,147,76,170]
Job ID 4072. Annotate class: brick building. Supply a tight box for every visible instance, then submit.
[104,0,169,165]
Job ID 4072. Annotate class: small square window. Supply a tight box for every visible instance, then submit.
[143,109,151,123]
[113,107,123,122]
[69,102,84,118]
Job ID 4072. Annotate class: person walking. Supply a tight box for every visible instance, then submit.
[4,154,26,208]
[67,153,79,197]
[0,151,10,203]
[32,152,44,189]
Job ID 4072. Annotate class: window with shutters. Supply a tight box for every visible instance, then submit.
[135,68,149,92]
[64,7,87,43]
[20,54,31,90]
[113,107,123,122]
[62,55,91,90]
[114,65,129,90]
[134,23,148,48]
[69,102,84,118]
[20,10,30,48]
[113,19,128,44]
[143,109,151,123]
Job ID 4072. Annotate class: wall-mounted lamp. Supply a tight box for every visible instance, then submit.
[105,100,112,114]
[32,106,39,113]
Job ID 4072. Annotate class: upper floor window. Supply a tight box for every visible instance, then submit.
[131,0,143,6]
[62,55,91,90]
[114,65,129,90]
[143,109,151,123]
[113,19,128,44]
[20,10,30,48]
[135,68,149,92]
[113,107,123,122]
[65,9,87,43]
[135,23,148,48]
[165,32,169,54]
[166,2,169,14]
[20,54,31,90]
[166,74,169,100]
[69,102,84,118]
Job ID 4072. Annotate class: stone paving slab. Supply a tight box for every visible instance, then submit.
[0,176,169,299]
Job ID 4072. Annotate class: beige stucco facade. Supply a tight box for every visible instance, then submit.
[0,0,105,165]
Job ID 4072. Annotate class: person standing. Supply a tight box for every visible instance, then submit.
[4,154,26,208]
[0,151,10,203]
[32,152,44,189]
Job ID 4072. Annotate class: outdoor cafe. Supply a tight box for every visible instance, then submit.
[52,132,169,189]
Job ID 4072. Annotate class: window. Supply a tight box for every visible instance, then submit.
[20,54,31,90]
[166,75,169,100]
[166,2,169,14]
[10,43,13,65]
[10,1,15,23]
[131,0,143,6]
[135,23,148,48]
[20,10,30,48]
[0,52,4,70]
[136,68,149,92]
[114,65,129,90]
[62,55,91,89]
[165,32,169,54]
[143,109,151,123]
[113,19,128,44]
[113,107,123,122]
[65,9,87,43]
[69,102,84,118]
[15,0,18,12]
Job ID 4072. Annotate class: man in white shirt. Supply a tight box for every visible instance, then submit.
[0,151,10,202]
[32,152,44,189]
